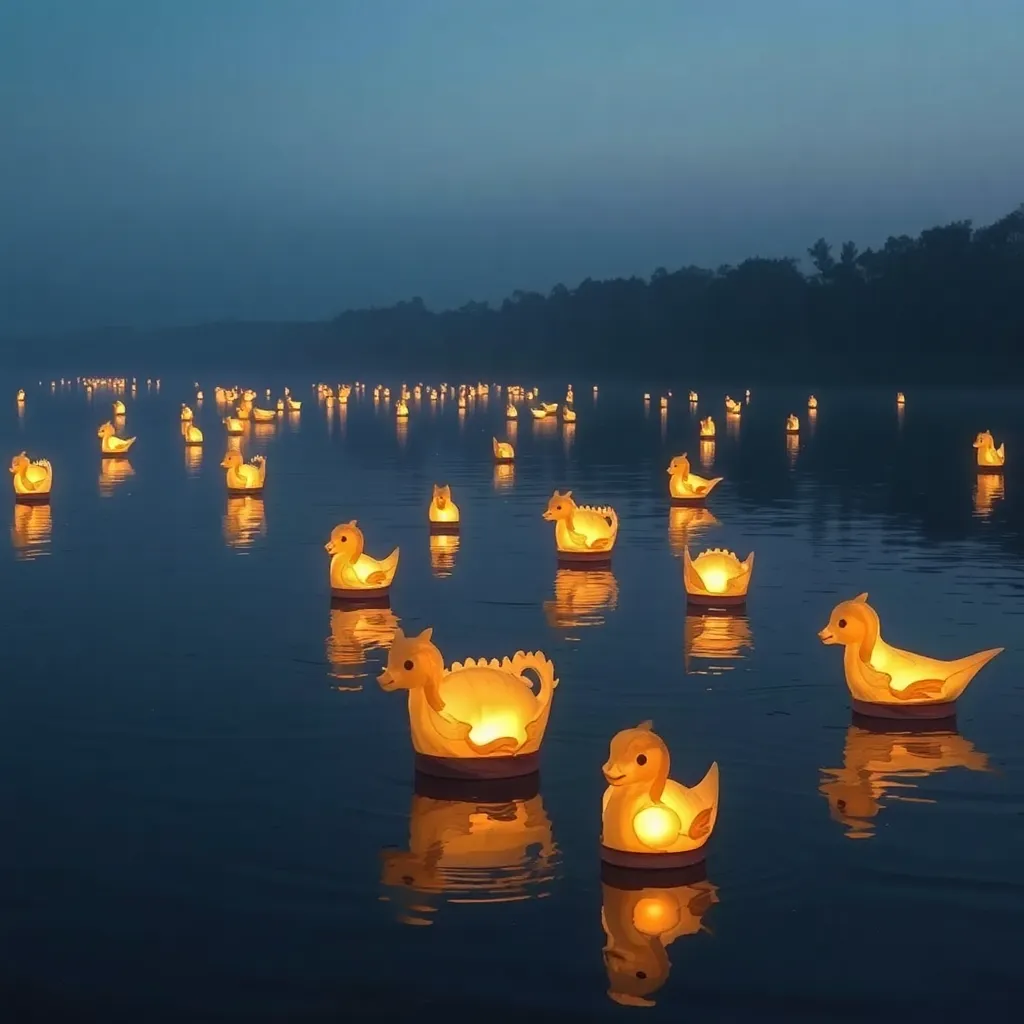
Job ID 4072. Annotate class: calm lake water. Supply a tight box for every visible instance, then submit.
[2,378,1023,1021]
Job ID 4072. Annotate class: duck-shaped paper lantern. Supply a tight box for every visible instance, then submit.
[276,398,285,412]
[15,389,25,404]
[543,490,619,564]
[183,423,203,446]
[601,721,719,869]
[378,627,558,778]
[683,547,754,606]
[562,405,576,423]
[492,437,515,463]
[428,483,460,533]
[699,416,716,439]
[785,414,799,434]
[223,416,244,435]
[506,403,518,419]
[326,520,399,602]
[541,402,557,414]
[97,421,135,457]
[667,453,723,505]
[659,396,668,410]
[973,430,1005,470]
[252,406,276,423]
[688,391,698,403]
[808,395,818,410]
[530,406,548,419]
[10,452,52,503]
[819,595,1003,718]
[196,391,203,401]
[112,400,126,416]
[180,404,193,423]
[395,399,409,419]
[543,569,618,631]
[286,396,302,411]
[220,451,266,495]
[380,788,557,924]
[724,397,742,415]
[896,392,906,406]
[819,720,990,840]
[601,877,718,1008]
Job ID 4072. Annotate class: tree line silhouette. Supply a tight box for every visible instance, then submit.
[315,204,1023,382]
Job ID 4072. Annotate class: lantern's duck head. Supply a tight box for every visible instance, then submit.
[818,593,875,650]
[667,454,691,477]
[542,490,575,522]
[325,521,364,560]
[602,721,670,794]
[219,450,243,470]
[9,452,29,476]
[97,421,115,440]
[377,628,443,693]
[973,431,994,449]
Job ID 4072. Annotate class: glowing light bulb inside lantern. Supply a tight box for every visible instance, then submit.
[698,567,729,594]
[633,805,682,848]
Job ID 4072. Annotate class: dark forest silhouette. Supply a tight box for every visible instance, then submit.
[317,204,1022,382]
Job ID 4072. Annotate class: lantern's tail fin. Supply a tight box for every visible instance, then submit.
[507,651,558,707]
[944,647,1003,701]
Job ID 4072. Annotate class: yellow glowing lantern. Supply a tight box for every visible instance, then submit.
[562,405,576,422]
[505,403,518,420]
[16,389,25,403]
[286,396,302,411]
[223,495,266,549]
[327,605,399,685]
[380,787,557,924]
[223,416,244,435]
[699,416,715,439]
[112,400,126,416]
[601,721,719,869]
[808,395,818,410]
[543,568,618,631]
[667,453,722,504]
[98,457,133,496]
[97,421,135,457]
[659,396,668,410]
[974,473,1004,517]
[819,721,990,840]
[543,490,618,564]
[688,391,698,403]
[819,594,1003,718]
[530,406,547,419]
[724,396,742,415]
[10,452,52,503]
[492,437,515,462]
[180,404,193,423]
[378,627,558,778]
[243,389,256,402]
[428,483,460,533]
[643,393,650,403]
[183,423,203,446]
[220,451,266,495]
[785,413,799,434]
[973,430,1005,470]
[683,547,753,606]
[196,390,203,401]
[395,399,409,418]
[252,406,276,423]
[429,532,460,577]
[601,878,717,1007]
[457,394,467,410]
[11,502,52,558]
[326,520,399,601]
[684,612,753,674]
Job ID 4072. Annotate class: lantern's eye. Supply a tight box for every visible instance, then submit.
[401,875,415,886]
[403,659,414,671]
[636,971,647,980]
[838,618,847,629]
[636,753,647,766]
[340,535,347,543]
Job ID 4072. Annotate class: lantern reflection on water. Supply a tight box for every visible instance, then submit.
[819,720,990,840]
[429,532,460,577]
[786,432,799,467]
[11,503,51,559]
[493,463,515,490]
[184,445,202,475]
[699,439,715,469]
[667,507,719,557]
[327,605,399,687]
[543,569,618,632]
[223,496,266,551]
[98,458,134,497]
[378,628,557,779]
[601,876,718,1008]
[683,548,754,607]
[380,781,558,925]
[973,473,1004,518]
[818,593,1002,718]
[684,612,753,674]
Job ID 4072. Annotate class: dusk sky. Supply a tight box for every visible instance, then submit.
[2,0,1022,334]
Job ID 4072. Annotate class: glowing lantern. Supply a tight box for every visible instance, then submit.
[378,628,557,778]
[684,612,753,674]
[220,451,266,495]
[395,399,409,418]
[699,417,715,439]
[223,417,244,435]
[327,605,398,685]
[276,398,285,412]
[326,520,399,602]
[659,396,668,410]
[530,407,547,419]
[667,453,722,504]
[380,785,557,925]
[896,392,906,406]
[196,391,204,401]
[458,395,467,410]
[429,532,460,577]
[492,437,515,463]
[286,396,302,411]
[236,402,252,420]
[98,458,134,496]
[974,473,1004,517]
[683,547,753,606]
[506,403,518,419]
[183,424,203,446]
[112,400,126,416]
[724,397,742,415]
[688,391,698,403]
[819,721,990,840]
[785,414,799,434]
[541,402,557,414]
[11,502,52,559]
[973,431,1005,470]
[428,484,460,533]
[181,404,193,422]
[9,452,52,504]
[97,421,135,457]
[223,495,266,549]
[808,395,818,410]
[543,568,618,631]
[601,878,718,1007]
[562,405,576,423]
[15,389,25,403]
[643,393,650,403]
[543,490,618,564]
[601,721,719,869]
[252,407,276,423]
[818,593,1003,718]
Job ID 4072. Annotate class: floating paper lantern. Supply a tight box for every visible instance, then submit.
[973,430,1005,471]
[659,396,668,410]
[428,484,460,533]
[180,404,193,422]
[818,593,1002,718]
[378,627,557,778]
[10,452,51,503]
[530,407,548,419]
[112,400,126,416]
[601,721,719,869]
[896,392,906,406]
[380,785,557,924]
[562,405,576,423]
[684,612,753,674]
[543,490,618,564]
[699,417,715,439]
[252,407,276,423]
[223,417,244,435]
[395,399,409,419]
[601,877,718,1007]
[808,395,818,410]
[507,403,518,419]
[326,520,399,602]
[543,568,618,631]
[667,454,722,504]
[688,391,698,403]
[220,451,265,495]
[97,421,135,457]
[683,547,753,606]
[492,437,515,463]
[223,495,266,549]
[183,423,203,446]
[196,391,203,401]
[724,397,741,415]
[542,402,558,414]
[819,720,989,840]
[15,389,25,403]
[785,414,799,434]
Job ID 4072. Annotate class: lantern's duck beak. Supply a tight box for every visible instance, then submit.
[602,761,627,785]
[377,669,397,691]
[542,509,555,521]
[324,539,338,555]
[818,627,836,644]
